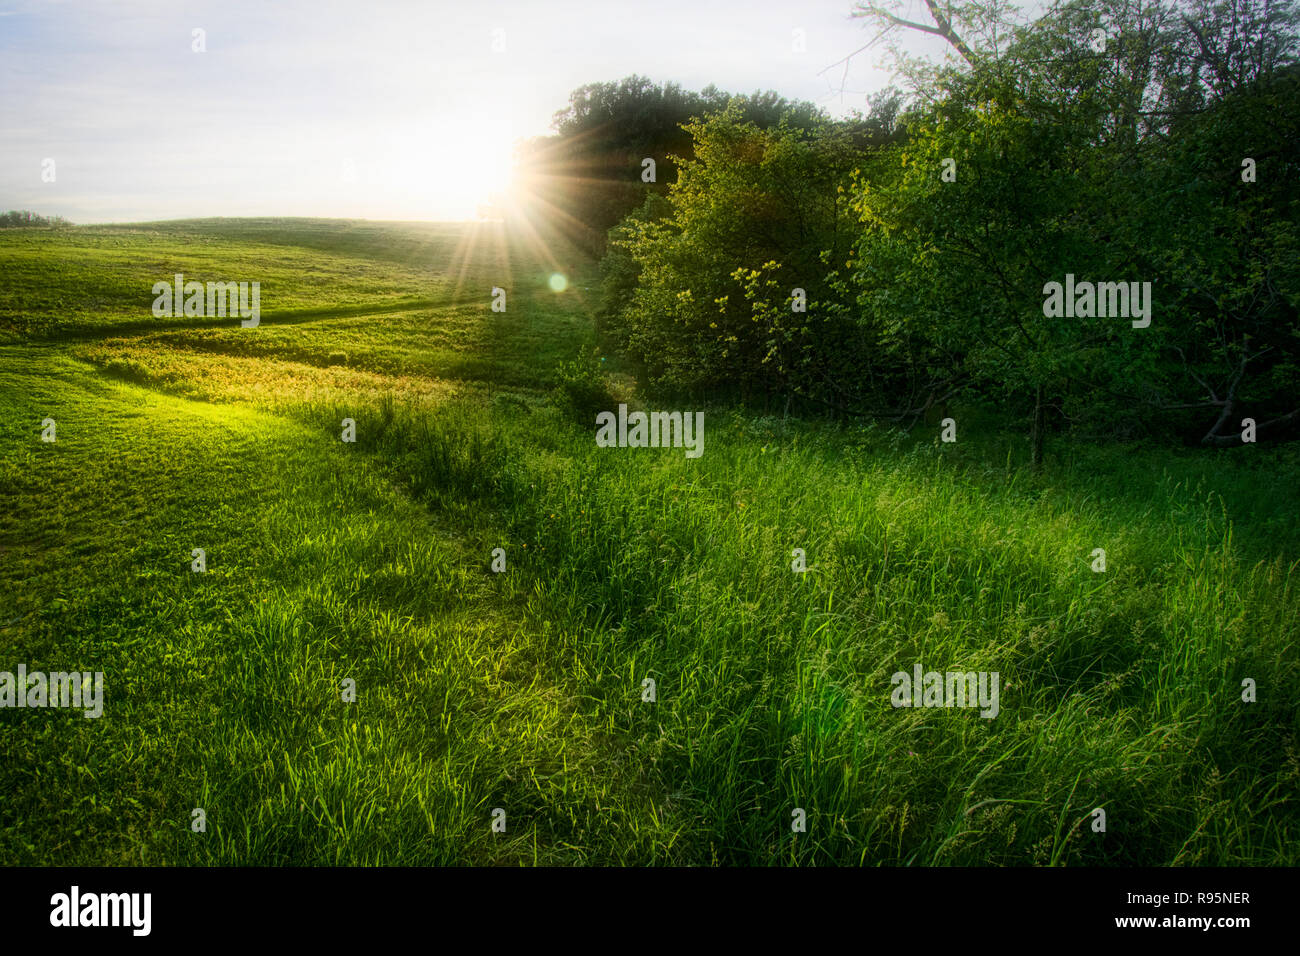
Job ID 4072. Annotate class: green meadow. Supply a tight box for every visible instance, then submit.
[1,218,1297,865]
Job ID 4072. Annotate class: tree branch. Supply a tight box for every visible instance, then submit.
[852,1,979,67]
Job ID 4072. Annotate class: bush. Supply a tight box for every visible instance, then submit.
[601,109,879,407]
[550,349,616,424]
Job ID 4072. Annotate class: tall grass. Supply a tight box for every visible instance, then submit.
[292,393,1300,864]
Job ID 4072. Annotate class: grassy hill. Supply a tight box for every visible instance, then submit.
[1,219,1297,865]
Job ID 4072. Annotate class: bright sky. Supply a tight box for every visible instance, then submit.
[0,0,916,223]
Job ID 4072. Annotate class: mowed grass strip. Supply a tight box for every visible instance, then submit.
[0,217,581,341]
[0,351,672,865]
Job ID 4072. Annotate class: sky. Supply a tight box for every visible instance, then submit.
[0,0,929,223]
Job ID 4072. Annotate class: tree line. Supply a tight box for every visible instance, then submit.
[0,210,71,228]
[518,0,1300,456]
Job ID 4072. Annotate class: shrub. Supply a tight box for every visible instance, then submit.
[550,349,616,424]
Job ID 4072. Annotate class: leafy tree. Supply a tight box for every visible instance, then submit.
[601,106,897,407]
[1139,66,1300,444]
[515,76,823,253]
[590,0,1300,452]
[845,0,1300,454]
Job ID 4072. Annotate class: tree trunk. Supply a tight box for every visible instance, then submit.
[1030,384,1045,470]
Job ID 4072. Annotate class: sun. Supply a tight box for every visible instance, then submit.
[401,120,517,220]
[437,143,515,212]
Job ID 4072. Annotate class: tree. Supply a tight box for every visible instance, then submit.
[514,77,823,254]
[601,108,879,406]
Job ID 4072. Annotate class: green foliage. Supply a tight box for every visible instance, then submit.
[1135,66,1300,441]
[549,348,616,424]
[516,75,825,254]
[0,210,71,228]
[602,109,877,406]
[598,0,1300,448]
[849,64,1133,431]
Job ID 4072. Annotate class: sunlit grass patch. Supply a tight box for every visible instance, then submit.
[77,341,462,408]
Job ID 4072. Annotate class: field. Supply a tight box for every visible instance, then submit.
[1,219,1297,865]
